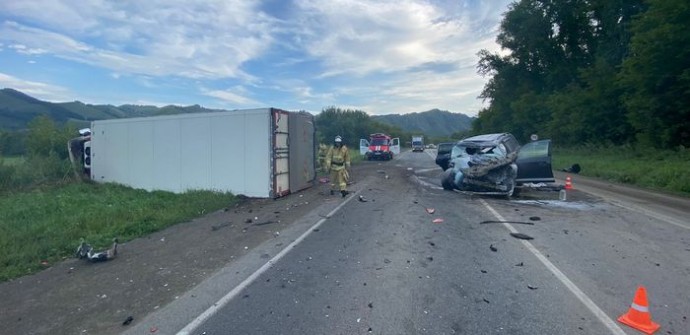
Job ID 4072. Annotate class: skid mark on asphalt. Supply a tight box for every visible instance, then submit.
[479,198,627,335]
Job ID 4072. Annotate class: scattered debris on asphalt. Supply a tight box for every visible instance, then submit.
[253,220,276,226]
[483,298,490,304]
[368,302,373,308]
[122,316,134,326]
[432,218,444,224]
[358,195,368,202]
[490,244,498,252]
[510,232,534,240]
[515,262,524,266]
[384,258,391,264]
[480,220,534,225]
[529,216,541,221]
[481,270,487,273]
[426,208,435,214]
[527,285,538,290]
[563,229,569,235]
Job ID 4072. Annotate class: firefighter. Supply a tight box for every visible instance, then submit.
[325,135,351,197]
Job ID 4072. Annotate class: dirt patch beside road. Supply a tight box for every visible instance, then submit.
[0,164,380,335]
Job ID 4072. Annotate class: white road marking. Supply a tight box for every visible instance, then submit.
[479,199,628,335]
[176,188,365,335]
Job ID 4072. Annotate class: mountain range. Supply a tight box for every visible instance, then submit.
[0,88,473,137]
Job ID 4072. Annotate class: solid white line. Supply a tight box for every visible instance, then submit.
[479,199,628,335]
[177,189,364,335]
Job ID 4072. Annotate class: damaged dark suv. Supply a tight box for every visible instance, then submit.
[440,133,554,197]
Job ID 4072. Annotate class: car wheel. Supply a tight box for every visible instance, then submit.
[441,169,455,190]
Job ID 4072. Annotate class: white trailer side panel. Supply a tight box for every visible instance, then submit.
[91,109,273,197]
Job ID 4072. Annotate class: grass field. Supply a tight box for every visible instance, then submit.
[552,146,690,196]
[0,156,24,166]
[0,182,237,282]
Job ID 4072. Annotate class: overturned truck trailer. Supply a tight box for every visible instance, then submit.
[88,108,315,198]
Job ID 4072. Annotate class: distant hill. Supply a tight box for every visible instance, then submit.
[0,88,226,131]
[372,109,473,137]
[1,89,474,137]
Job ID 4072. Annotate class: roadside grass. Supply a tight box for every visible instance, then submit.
[0,156,25,166]
[553,145,690,197]
[0,182,237,282]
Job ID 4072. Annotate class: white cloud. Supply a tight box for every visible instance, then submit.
[0,72,72,101]
[0,1,276,80]
[203,87,260,106]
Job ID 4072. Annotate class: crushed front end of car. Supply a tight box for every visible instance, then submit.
[441,138,518,197]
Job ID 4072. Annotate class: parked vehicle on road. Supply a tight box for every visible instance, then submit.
[360,133,400,160]
[440,133,554,197]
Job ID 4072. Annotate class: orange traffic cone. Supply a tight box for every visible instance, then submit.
[618,286,660,334]
[565,176,573,190]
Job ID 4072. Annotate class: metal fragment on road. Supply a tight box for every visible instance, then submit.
[480,220,534,225]
[490,244,497,252]
[510,232,534,240]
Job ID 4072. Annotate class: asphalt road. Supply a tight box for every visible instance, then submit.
[133,150,690,335]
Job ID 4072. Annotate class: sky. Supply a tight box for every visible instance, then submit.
[0,0,513,117]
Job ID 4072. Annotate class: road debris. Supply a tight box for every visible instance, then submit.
[510,233,534,240]
[515,262,524,267]
[432,218,444,224]
[490,244,498,252]
[480,220,534,225]
[122,316,133,326]
[253,220,275,226]
[527,285,538,290]
[358,195,368,202]
[425,208,435,214]
[75,238,118,262]
[529,216,541,221]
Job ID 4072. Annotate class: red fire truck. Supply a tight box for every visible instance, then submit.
[359,133,401,160]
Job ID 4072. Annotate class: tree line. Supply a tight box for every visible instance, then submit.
[314,107,417,147]
[474,0,689,149]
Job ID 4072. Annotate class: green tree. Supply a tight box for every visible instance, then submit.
[26,115,76,159]
[619,0,690,148]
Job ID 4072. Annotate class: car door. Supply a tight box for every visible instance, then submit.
[515,139,555,183]
[390,138,400,154]
[359,138,370,155]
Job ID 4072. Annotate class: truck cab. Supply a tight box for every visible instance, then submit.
[360,133,400,160]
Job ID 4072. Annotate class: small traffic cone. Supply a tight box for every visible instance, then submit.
[617,286,660,334]
[565,176,573,190]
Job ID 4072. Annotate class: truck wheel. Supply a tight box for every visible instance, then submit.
[441,169,455,191]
